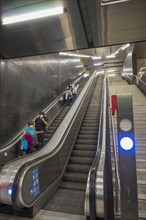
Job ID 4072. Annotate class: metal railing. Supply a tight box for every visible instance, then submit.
[107,78,121,214]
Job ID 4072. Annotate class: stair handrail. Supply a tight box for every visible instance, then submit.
[107,78,121,214]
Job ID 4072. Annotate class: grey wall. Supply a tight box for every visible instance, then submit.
[0,54,84,148]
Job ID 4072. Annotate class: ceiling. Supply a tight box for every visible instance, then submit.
[0,0,146,59]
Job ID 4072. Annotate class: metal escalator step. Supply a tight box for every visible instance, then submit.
[49,126,57,130]
[70,156,93,165]
[53,119,62,123]
[83,116,99,120]
[64,172,88,183]
[79,130,98,135]
[72,150,96,157]
[44,189,85,215]
[60,182,86,191]
[81,122,98,127]
[83,119,98,122]
[51,122,59,126]
[46,130,54,134]
[44,134,52,138]
[76,139,97,145]
[77,134,97,140]
[80,126,98,131]
[67,164,91,173]
[74,144,97,151]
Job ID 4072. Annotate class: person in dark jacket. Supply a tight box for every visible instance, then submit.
[35,112,48,147]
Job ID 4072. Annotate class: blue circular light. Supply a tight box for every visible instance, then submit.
[120,137,134,150]
[8,189,12,195]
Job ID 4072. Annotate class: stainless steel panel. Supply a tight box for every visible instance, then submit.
[1,0,145,58]
[0,54,84,148]
[0,0,88,58]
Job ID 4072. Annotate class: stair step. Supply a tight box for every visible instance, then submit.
[72,150,96,157]
[79,130,98,135]
[80,126,98,131]
[77,134,97,140]
[44,134,52,138]
[81,123,98,127]
[64,172,88,183]
[74,144,97,151]
[60,182,86,191]
[46,130,54,134]
[76,139,97,145]
[70,156,93,165]
[67,164,91,173]
[136,159,146,169]
[136,151,146,159]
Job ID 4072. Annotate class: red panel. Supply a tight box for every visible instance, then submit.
[111,95,117,116]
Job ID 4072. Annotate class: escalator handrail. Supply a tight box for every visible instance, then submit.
[86,75,107,219]
[134,74,146,86]
[107,78,121,213]
[0,76,83,153]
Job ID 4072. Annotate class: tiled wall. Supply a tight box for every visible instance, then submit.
[0,54,84,148]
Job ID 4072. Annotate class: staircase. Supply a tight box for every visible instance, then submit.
[109,76,146,219]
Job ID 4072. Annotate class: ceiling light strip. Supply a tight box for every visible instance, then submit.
[2,7,64,25]
[100,0,131,6]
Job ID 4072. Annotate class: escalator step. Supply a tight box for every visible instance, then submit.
[70,156,93,165]
[60,182,86,191]
[72,150,96,157]
[74,144,97,151]
[46,130,54,134]
[79,130,98,135]
[64,172,88,183]
[80,126,98,131]
[76,139,97,145]
[44,134,52,138]
[81,123,98,127]
[83,116,99,120]
[77,134,97,140]
[83,118,98,122]
[67,164,91,173]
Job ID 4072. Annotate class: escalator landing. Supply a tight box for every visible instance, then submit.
[0,210,85,220]
[44,188,85,215]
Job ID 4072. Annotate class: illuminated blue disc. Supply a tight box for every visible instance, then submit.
[120,137,134,150]
[8,189,12,195]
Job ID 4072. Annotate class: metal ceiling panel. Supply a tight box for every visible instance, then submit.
[77,0,146,47]
[0,0,146,59]
[0,0,88,58]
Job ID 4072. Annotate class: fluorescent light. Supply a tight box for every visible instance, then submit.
[76,65,83,68]
[106,55,116,58]
[101,0,130,6]
[92,56,101,60]
[107,70,114,73]
[96,71,104,74]
[59,52,92,59]
[94,63,102,66]
[2,7,64,25]
[59,52,67,56]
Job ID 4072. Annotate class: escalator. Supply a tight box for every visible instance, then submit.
[43,76,102,215]
[0,72,105,220]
